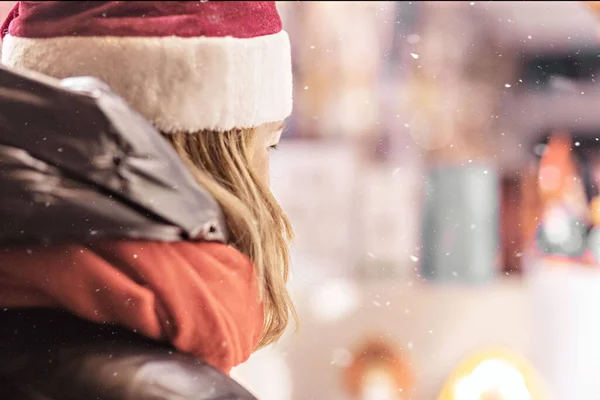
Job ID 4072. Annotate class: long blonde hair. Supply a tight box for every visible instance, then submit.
[163,124,296,348]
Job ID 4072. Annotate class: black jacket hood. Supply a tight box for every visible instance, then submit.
[0,66,228,246]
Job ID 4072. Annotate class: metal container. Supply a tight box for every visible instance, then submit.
[421,165,500,283]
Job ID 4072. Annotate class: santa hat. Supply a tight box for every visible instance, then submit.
[1,1,292,134]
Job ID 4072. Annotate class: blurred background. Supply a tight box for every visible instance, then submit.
[5,1,600,399]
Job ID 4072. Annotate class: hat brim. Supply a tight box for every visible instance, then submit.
[2,30,293,133]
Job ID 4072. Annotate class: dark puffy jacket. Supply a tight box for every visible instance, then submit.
[0,66,257,400]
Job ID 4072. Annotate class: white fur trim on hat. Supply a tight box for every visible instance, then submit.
[1,31,293,133]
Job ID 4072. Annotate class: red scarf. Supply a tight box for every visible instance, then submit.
[0,240,264,373]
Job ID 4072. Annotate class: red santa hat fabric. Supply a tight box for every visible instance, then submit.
[1,1,293,133]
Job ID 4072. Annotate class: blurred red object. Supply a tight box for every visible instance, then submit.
[343,337,414,399]
[537,134,574,204]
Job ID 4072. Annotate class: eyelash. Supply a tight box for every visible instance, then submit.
[269,144,279,151]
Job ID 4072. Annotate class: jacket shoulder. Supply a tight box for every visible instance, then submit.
[0,309,257,400]
[0,66,228,246]
[0,351,257,400]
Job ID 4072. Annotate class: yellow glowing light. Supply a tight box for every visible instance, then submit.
[437,348,552,400]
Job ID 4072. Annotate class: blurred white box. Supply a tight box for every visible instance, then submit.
[270,140,360,287]
[528,260,600,400]
[359,164,421,280]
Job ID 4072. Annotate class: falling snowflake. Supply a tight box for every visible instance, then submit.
[505,83,512,88]
[410,53,419,59]
[410,255,419,262]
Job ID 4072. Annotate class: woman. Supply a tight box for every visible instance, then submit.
[0,1,294,398]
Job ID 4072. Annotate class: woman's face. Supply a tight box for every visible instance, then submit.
[251,121,284,185]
